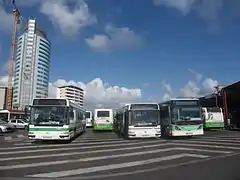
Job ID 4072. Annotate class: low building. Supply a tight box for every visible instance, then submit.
[57,85,84,106]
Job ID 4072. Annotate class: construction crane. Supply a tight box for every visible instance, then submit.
[5,0,21,110]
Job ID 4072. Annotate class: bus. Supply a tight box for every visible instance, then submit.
[85,111,93,127]
[0,109,27,122]
[159,98,203,137]
[28,98,86,141]
[115,103,161,139]
[93,109,113,131]
[202,107,224,130]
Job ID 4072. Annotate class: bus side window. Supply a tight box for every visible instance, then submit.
[69,108,74,120]
[79,111,84,121]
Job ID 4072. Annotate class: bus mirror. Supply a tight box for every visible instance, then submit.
[70,111,74,118]
[24,106,31,115]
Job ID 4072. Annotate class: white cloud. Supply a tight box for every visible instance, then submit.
[179,80,201,98]
[179,78,219,98]
[188,68,202,82]
[49,78,142,109]
[0,76,142,109]
[202,78,218,92]
[153,0,223,26]
[162,80,173,101]
[162,69,219,100]
[0,6,12,31]
[0,76,8,86]
[40,0,97,36]
[85,24,142,52]
[153,0,196,15]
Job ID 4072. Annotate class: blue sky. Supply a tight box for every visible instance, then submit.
[0,0,240,107]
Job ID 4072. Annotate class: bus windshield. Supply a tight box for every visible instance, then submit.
[171,106,201,122]
[206,107,221,113]
[97,111,110,118]
[130,110,159,126]
[30,106,68,125]
[85,112,91,118]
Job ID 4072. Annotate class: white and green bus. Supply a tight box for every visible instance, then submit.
[159,98,203,137]
[202,107,224,130]
[115,103,161,139]
[93,109,113,131]
[85,111,93,127]
[28,98,86,141]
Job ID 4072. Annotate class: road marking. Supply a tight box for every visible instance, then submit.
[0,139,129,150]
[0,143,232,162]
[16,134,25,138]
[200,136,240,139]
[4,136,12,141]
[0,143,169,162]
[193,138,240,143]
[1,148,215,170]
[64,152,240,180]
[28,153,209,178]
[0,147,185,170]
[15,138,126,146]
[169,143,240,150]
[0,140,165,155]
[171,140,240,146]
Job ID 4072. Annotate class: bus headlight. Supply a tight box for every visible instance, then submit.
[61,132,69,135]
[128,131,135,135]
[175,126,181,130]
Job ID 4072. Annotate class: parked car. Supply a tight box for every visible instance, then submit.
[8,119,29,130]
[0,120,15,133]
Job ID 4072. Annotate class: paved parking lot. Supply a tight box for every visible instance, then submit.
[0,129,240,180]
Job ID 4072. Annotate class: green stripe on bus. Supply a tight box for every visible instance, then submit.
[173,125,202,131]
[93,123,113,131]
[204,122,224,128]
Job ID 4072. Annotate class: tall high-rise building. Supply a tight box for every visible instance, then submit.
[12,18,51,110]
[57,85,84,106]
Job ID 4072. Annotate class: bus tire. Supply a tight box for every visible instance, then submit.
[73,128,77,137]
[83,125,86,133]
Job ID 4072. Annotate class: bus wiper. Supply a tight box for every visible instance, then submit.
[180,116,191,121]
[134,121,157,127]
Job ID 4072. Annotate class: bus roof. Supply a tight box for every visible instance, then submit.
[94,108,113,111]
[124,102,158,105]
[32,98,85,110]
[159,98,200,106]
[159,98,199,104]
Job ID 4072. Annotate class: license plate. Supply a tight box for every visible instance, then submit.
[186,132,193,135]
[142,134,149,136]
[42,136,52,139]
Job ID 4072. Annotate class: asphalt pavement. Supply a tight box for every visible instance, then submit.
[0,129,240,180]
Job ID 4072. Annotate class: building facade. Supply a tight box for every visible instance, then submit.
[12,18,51,110]
[0,87,7,110]
[57,85,84,106]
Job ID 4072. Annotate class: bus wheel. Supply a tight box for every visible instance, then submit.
[123,133,129,140]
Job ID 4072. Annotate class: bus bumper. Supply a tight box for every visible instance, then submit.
[28,132,71,140]
[171,129,204,136]
[128,127,161,138]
